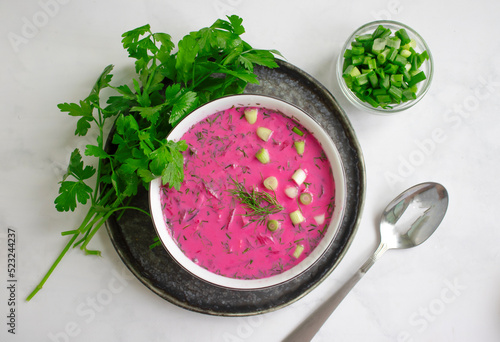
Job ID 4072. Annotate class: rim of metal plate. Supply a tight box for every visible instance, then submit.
[105,59,366,316]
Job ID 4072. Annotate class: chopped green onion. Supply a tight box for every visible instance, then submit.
[367,58,377,70]
[377,49,389,65]
[400,49,412,58]
[360,87,372,97]
[388,85,403,101]
[376,94,392,104]
[402,89,417,102]
[418,50,429,65]
[367,71,378,88]
[408,70,427,87]
[343,75,353,88]
[352,55,364,66]
[395,28,411,45]
[371,38,386,54]
[341,24,429,109]
[386,36,401,49]
[372,88,387,96]
[390,74,403,87]
[387,47,398,62]
[267,219,280,232]
[343,64,361,77]
[364,95,379,108]
[355,33,373,42]
[292,126,304,136]
[354,73,369,86]
[383,63,398,74]
[372,25,391,39]
[401,67,412,82]
[380,75,390,90]
[393,54,408,67]
[299,192,313,205]
[351,46,364,55]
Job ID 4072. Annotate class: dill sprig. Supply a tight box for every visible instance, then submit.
[228,177,284,224]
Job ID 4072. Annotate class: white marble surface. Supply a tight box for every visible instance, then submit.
[2,0,500,341]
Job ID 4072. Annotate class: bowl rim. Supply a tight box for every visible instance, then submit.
[149,93,347,290]
[337,19,434,115]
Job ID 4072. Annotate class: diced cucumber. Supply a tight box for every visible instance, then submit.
[293,244,304,258]
[291,169,307,186]
[284,186,298,199]
[255,148,270,164]
[263,176,278,190]
[256,127,273,141]
[290,210,305,225]
[244,108,258,124]
[294,140,305,156]
[314,213,325,225]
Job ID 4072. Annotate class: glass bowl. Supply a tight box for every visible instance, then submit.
[336,20,433,115]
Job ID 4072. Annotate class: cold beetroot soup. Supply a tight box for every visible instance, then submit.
[159,106,337,280]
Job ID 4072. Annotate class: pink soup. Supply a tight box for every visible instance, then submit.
[160,106,336,279]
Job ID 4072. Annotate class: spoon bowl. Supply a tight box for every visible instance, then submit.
[283,182,449,342]
[381,182,448,250]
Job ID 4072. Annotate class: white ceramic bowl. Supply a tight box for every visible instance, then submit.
[149,94,346,289]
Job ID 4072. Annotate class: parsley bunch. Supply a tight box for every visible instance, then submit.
[27,15,280,301]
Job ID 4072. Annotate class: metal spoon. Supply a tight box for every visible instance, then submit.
[283,182,449,342]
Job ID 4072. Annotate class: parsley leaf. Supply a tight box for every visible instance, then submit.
[85,144,109,159]
[169,91,199,126]
[54,149,95,212]
[58,101,93,136]
[89,64,113,100]
[57,100,92,118]
[55,181,93,212]
[65,148,96,181]
[130,103,166,124]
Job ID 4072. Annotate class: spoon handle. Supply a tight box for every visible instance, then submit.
[282,243,388,342]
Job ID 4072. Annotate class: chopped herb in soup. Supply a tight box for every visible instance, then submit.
[160,106,336,279]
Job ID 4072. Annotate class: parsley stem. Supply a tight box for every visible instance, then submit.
[25,233,79,301]
[80,212,112,254]
[190,68,222,90]
[96,186,115,206]
[74,211,106,247]
[78,208,105,234]
[142,30,157,95]
[72,207,96,235]
[110,205,150,217]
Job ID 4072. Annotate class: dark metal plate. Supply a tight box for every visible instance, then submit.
[105,59,366,316]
